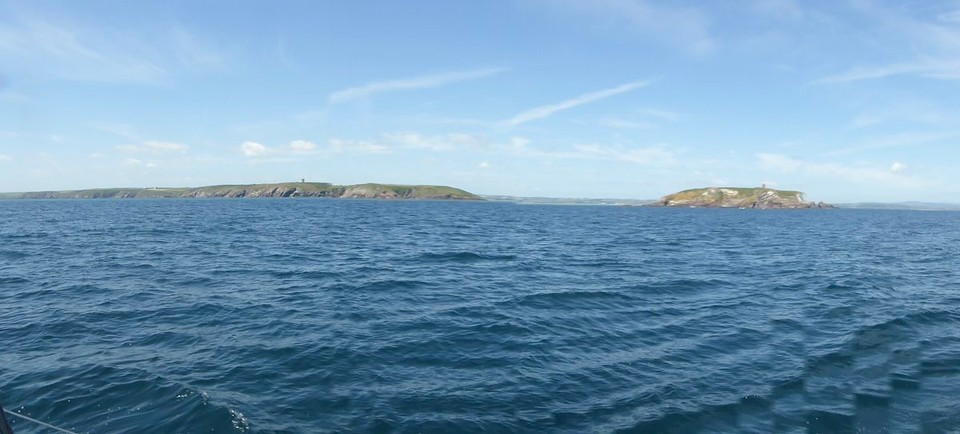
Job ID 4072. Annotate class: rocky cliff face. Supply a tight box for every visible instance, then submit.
[657,187,832,209]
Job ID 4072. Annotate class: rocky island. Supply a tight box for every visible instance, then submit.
[8,182,483,200]
[656,187,832,209]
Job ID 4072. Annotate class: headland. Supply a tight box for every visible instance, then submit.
[5,182,483,200]
[656,187,832,209]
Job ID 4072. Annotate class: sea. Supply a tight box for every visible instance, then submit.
[1,199,959,433]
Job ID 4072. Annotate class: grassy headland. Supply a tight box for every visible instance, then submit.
[657,187,830,209]
[6,182,483,200]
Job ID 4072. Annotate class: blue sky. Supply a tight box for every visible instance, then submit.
[1,0,959,202]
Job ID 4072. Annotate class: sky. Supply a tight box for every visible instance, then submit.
[1,0,959,202]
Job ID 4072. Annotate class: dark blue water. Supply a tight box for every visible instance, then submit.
[1,200,959,433]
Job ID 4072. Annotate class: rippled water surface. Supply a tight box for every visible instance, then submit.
[2,199,960,433]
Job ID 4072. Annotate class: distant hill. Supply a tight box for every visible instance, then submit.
[836,201,960,211]
[7,182,483,200]
[656,187,832,209]
[482,195,656,206]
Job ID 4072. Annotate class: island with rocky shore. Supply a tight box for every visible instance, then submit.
[656,187,833,209]
[4,182,483,200]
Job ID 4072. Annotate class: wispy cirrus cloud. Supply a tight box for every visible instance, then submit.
[813,59,960,84]
[0,14,224,84]
[813,1,960,84]
[328,67,507,103]
[506,80,649,126]
[0,154,11,163]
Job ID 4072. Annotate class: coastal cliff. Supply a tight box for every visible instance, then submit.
[657,187,832,209]
[13,182,483,200]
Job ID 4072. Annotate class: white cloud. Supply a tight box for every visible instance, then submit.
[510,137,531,149]
[144,141,188,152]
[289,140,317,152]
[326,133,486,154]
[117,140,189,154]
[383,132,483,151]
[0,154,11,162]
[757,153,922,187]
[239,140,319,158]
[241,141,269,157]
[120,157,158,169]
[328,139,390,154]
[507,80,649,126]
[478,161,491,169]
[890,161,906,173]
[329,67,507,103]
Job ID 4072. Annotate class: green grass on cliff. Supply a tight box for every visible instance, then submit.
[666,187,802,202]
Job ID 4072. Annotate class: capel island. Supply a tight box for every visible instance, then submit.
[656,186,832,209]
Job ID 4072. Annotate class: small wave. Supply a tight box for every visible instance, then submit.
[513,289,636,309]
[623,278,734,296]
[415,251,517,263]
[920,358,960,375]
[0,250,29,260]
[132,330,202,348]
[358,279,432,291]
[615,395,773,433]
[270,269,340,279]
